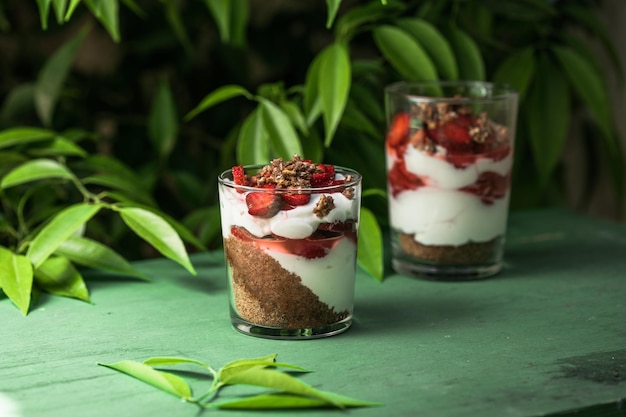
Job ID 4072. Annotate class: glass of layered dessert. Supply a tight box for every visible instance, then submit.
[385,81,518,279]
[217,155,362,339]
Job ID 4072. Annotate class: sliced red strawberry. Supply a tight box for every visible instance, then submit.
[245,191,281,218]
[295,245,328,259]
[232,165,246,186]
[442,121,472,144]
[387,112,410,147]
[282,193,310,206]
[311,164,336,187]
[230,225,254,242]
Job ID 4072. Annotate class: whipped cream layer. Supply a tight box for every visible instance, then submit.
[263,238,356,311]
[388,148,512,246]
[219,186,359,240]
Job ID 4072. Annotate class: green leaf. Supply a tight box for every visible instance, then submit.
[52,0,69,23]
[303,53,323,126]
[0,84,36,123]
[55,236,147,280]
[221,368,342,408]
[65,0,82,21]
[357,207,383,281]
[0,127,56,150]
[525,53,570,186]
[0,159,75,189]
[27,203,101,268]
[373,25,438,82]
[444,24,485,81]
[36,0,52,29]
[84,0,120,42]
[335,1,403,41]
[28,137,88,158]
[35,27,88,126]
[82,174,156,206]
[318,42,351,147]
[118,207,196,275]
[204,0,230,42]
[143,357,211,369]
[349,83,384,124]
[98,360,192,400]
[493,47,536,100]
[34,256,90,302]
[162,0,193,55]
[218,354,309,386]
[184,85,252,121]
[148,79,178,159]
[259,98,303,159]
[0,247,33,315]
[214,391,381,409]
[237,107,268,165]
[562,4,623,79]
[551,45,612,142]
[280,100,309,136]
[231,0,249,46]
[341,100,380,139]
[396,18,458,80]
[325,0,342,29]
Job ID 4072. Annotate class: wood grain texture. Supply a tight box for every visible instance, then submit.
[1,209,625,417]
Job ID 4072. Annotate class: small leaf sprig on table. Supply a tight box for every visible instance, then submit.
[98,353,381,410]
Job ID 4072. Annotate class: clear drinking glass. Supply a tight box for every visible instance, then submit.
[218,164,362,339]
[385,81,518,279]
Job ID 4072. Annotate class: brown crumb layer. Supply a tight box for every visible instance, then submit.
[399,233,498,265]
[225,235,348,329]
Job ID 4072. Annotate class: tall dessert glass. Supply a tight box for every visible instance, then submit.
[385,81,518,279]
[218,156,362,339]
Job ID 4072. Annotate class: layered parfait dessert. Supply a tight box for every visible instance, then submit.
[218,155,361,337]
[386,93,515,276]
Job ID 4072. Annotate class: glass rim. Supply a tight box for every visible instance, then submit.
[385,80,518,102]
[218,164,362,192]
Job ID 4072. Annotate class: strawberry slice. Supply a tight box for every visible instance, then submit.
[387,112,410,147]
[232,165,246,185]
[311,164,335,187]
[442,121,472,144]
[282,193,311,206]
[245,191,281,218]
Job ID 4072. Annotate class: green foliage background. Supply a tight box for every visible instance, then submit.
[0,0,623,313]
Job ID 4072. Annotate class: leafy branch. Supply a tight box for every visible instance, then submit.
[0,128,198,315]
[98,353,382,410]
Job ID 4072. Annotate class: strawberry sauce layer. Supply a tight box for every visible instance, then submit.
[231,221,357,259]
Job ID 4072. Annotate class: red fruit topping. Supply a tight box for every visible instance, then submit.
[311,164,336,187]
[442,121,472,144]
[282,193,311,206]
[230,225,254,242]
[387,160,424,197]
[296,245,328,259]
[245,191,281,218]
[461,172,509,205]
[387,112,410,147]
[232,165,246,186]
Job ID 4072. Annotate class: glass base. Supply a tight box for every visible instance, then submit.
[392,257,501,280]
[230,315,352,340]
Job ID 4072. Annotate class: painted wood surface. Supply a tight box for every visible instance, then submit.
[1,209,625,417]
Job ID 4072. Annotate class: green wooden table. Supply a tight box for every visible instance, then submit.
[1,209,625,417]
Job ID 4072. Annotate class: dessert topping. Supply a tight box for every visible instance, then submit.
[231,155,355,217]
[313,194,335,218]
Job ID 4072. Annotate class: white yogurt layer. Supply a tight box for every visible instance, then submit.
[388,146,513,246]
[263,238,356,312]
[389,187,510,246]
[219,186,359,240]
